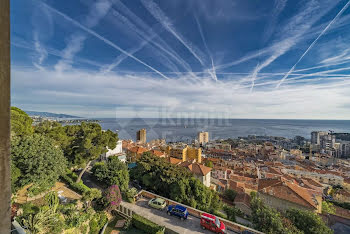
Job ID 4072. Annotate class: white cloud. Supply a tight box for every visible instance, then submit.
[11,66,350,119]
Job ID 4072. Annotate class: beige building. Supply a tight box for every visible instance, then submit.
[198,131,209,145]
[166,144,202,163]
[180,161,211,187]
[258,178,322,213]
[136,128,146,144]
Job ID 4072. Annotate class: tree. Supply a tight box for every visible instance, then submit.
[11,160,21,192]
[204,160,214,168]
[82,188,102,208]
[63,122,118,183]
[286,208,333,234]
[223,189,237,201]
[11,134,67,191]
[10,107,33,136]
[131,153,222,212]
[22,192,64,234]
[322,201,336,215]
[250,192,292,234]
[223,205,240,222]
[91,156,129,191]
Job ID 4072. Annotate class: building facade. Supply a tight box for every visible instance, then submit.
[166,144,202,163]
[136,128,147,144]
[198,131,209,145]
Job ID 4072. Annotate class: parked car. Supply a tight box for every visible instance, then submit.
[167,205,188,220]
[148,198,167,210]
[200,213,226,233]
[132,180,142,190]
[241,230,254,234]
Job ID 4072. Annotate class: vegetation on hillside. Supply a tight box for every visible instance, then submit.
[131,152,221,212]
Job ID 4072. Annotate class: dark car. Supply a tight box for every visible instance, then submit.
[167,205,188,220]
[132,180,142,190]
[241,230,255,234]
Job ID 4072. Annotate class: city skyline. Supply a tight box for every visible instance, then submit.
[11,0,350,119]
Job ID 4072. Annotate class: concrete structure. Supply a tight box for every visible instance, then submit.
[234,193,252,217]
[207,143,232,151]
[0,1,11,232]
[311,131,328,145]
[198,131,209,145]
[339,141,350,158]
[180,161,212,187]
[281,168,344,186]
[136,128,146,144]
[100,140,123,160]
[165,144,202,163]
[212,166,228,180]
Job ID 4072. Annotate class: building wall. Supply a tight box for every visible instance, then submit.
[194,172,211,187]
[258,193,318,213]
[234,203,252,217]
[198,132,209,144]
[166,145,202,163]
[101,140,123,160]
[187,147,202,163]
[137,128,146,144]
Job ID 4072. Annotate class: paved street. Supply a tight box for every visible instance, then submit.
[122,199,237,234]
[81,171,239,233]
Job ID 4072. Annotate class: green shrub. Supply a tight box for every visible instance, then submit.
[132,213,165,234]
[27,183,53,197]
[20,202,39,216]
[61,171,90,194]
[89,211,108,234]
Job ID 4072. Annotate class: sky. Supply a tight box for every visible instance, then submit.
[10,0,350,119]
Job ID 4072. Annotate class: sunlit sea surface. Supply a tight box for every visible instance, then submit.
[96,118,350,143]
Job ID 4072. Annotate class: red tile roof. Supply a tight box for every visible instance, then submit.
[258,178,319,209]
[180,162,212,176]
[169,157,182,165]
[149,149,165,157]
[128,146,148,155]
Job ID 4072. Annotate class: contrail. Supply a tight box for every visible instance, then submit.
[110,0,197,79]
[41,2,170,80]
[194,14,217,81]
[276,0,350,88]
[141,0,206,66]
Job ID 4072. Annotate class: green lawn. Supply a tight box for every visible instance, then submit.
[104,215,145,234]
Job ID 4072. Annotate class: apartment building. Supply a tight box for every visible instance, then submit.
[198,131,209,145]
[136,128,147,144]
[165,144,202,163]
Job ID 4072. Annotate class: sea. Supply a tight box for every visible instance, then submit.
[97,118,350,143]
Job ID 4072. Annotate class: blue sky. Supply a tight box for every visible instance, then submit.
[10,0,350,119]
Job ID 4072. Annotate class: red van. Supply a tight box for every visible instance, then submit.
[200,213,226,233]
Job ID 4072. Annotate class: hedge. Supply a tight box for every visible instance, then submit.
[60,170,91,194]
[132,214,165,234]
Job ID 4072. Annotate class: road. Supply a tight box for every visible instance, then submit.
[122,198,237,234]
[81,171,238,233]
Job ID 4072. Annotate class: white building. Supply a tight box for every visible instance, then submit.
[100,140,126,162]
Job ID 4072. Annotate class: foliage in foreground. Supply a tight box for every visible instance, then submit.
[19,192,108,234]
[131,152,221,212]
[250,192,333,234]
[11,106,33,136]
[11,134,67,194]
[91,156,129,191]
[132,213,165,234]
[60,169,91,194]
[286,209,333,234]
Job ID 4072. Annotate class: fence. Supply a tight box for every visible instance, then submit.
[136,190,264,234]
[115,203,134,218]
